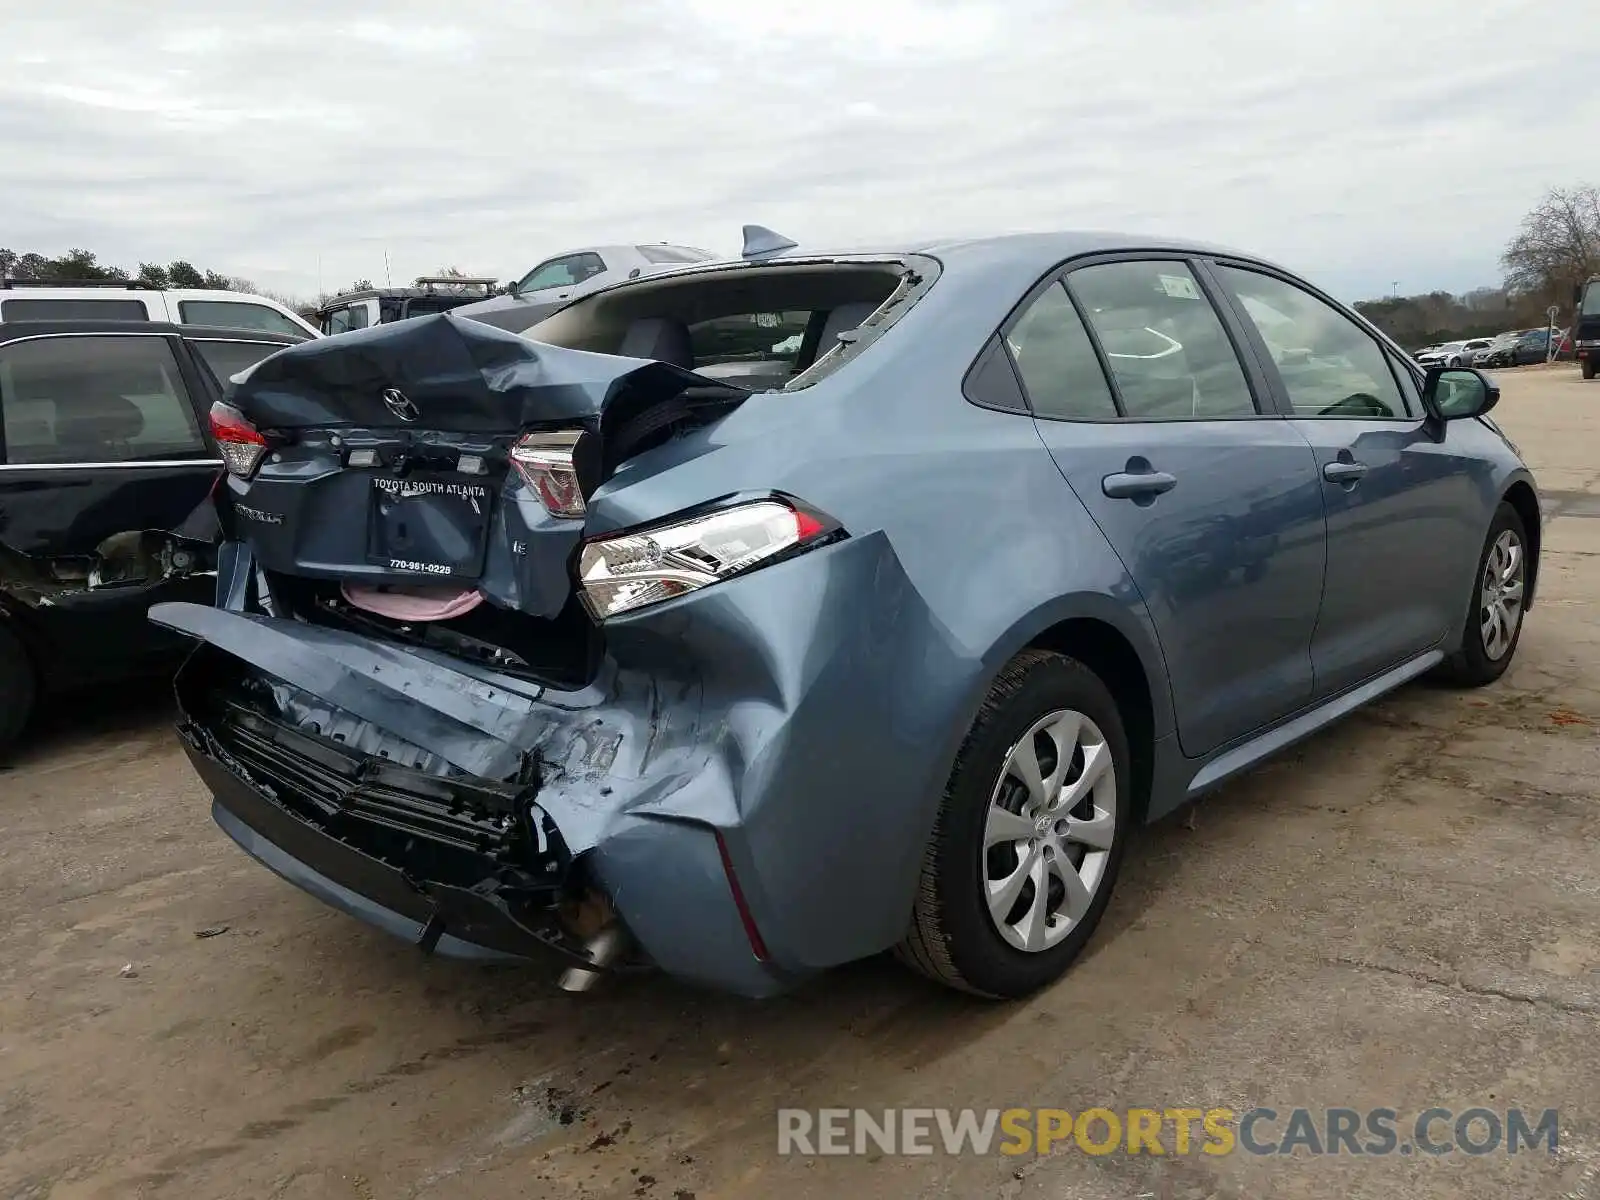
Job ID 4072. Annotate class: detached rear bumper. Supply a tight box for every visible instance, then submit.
[170,640,793,998]
[182,726,551,964]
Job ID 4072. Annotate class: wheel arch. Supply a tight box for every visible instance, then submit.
[959,592,1173,827]
[1501,478,1542,609]
[1024,616,1160,824]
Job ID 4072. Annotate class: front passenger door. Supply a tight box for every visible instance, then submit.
[1014,259,1327,758]
[1209,263,1485,697]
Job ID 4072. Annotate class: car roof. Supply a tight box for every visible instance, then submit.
[0,318,307,342]
[556,229,1292,313]
[607,230,1279,280]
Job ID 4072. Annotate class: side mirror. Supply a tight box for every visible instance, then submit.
[1423,366,1498,422]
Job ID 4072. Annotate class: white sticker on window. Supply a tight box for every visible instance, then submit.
[1157,274,1201,300]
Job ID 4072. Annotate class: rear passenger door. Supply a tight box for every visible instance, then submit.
[1012,257,1327,758]
[0,332,222,681]
[1207,262,1484,697]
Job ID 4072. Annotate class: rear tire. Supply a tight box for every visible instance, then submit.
[1436,502,1529,687]
[897,650,1131,998]
[0,624,36,758]
[1583,359,1596,380]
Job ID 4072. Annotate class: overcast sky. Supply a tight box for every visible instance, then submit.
[2,0,1590,304]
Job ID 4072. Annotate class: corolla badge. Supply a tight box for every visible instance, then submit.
[382,387,420,422]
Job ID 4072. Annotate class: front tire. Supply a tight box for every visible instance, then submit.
[897,650,1131,998]
[0,624,36,758]
[1436,502,1529,687]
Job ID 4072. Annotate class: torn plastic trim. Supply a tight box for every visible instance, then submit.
[0,530,215,607]
[148,600,708,855]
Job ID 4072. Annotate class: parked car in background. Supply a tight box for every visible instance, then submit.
[1460,338,1494,365]
[0,319,306,754]
[168,230,1539,1001]
[315,277,500,335]
[1508,328,1556,366]
[1416,341,1471,368]
[1477,332,1526,369]
[452,243,718,331]
[1576,277,1600,379]
[0,279,319,338]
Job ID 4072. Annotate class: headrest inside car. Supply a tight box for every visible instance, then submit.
[619,317,694,368]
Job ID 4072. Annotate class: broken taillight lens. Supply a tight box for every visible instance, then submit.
[510,430,585,518]
[209,401,268,479]
[577,499,836,620]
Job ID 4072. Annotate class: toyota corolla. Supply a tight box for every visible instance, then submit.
[156,231,1540,999]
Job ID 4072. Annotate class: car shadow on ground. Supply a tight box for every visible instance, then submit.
[3,675,178,774]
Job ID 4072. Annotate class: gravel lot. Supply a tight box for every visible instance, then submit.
[3,365,1598,1200]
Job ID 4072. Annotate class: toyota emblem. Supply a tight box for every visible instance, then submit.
[382,387,420,422]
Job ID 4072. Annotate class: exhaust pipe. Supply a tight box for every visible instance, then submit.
[558,924,628,993]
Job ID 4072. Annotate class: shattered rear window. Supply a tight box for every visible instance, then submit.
[520,255,941,392]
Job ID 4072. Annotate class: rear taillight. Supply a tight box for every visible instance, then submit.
[209,401,267,479]
[510,430,585,518]
[577,498,836,620]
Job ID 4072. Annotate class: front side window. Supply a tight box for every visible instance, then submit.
[323,304,369,335]
[1003,281,1119,420]
[178,299,304,336]
[1067,261,1257,419]
[1214,265,1412,419]
[517,253,608,294]
[1,297,149,321]
[0,335,205,465]
[1581,282,1600,317]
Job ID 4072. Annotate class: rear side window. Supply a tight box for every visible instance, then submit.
[1067,261,1258,419]
[0,335,206,465]
[1214,265,1412,419]
[190,339,291,390]
[637,245,711,265]
[1004,282,1119,420]
[178,299,304,336]
[1,297,149,321]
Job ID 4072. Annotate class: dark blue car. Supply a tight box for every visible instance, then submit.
[157,231,1540,999]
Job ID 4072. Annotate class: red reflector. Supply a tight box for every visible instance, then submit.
[792,509,826,540]
[714,830,770,962]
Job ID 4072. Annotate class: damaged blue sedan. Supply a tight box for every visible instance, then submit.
[156,231,1540,999]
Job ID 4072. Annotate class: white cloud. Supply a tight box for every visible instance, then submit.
[0,0,1591,302]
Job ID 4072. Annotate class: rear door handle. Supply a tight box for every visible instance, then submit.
[1322,460,1368,484]
[1102,470,1177,499]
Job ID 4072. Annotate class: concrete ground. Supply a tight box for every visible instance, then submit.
[2,365,1598,1200]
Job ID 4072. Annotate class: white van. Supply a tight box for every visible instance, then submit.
[0,281,319,337]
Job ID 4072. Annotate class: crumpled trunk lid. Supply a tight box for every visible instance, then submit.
[222,313,736,623]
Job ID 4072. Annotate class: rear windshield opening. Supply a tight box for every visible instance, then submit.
[518,260,926,391]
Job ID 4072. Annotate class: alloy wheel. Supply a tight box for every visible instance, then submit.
[982,709,1117,953]
[1480,528,1526,661]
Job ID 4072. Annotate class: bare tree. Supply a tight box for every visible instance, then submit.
[1501,185,1600,309]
